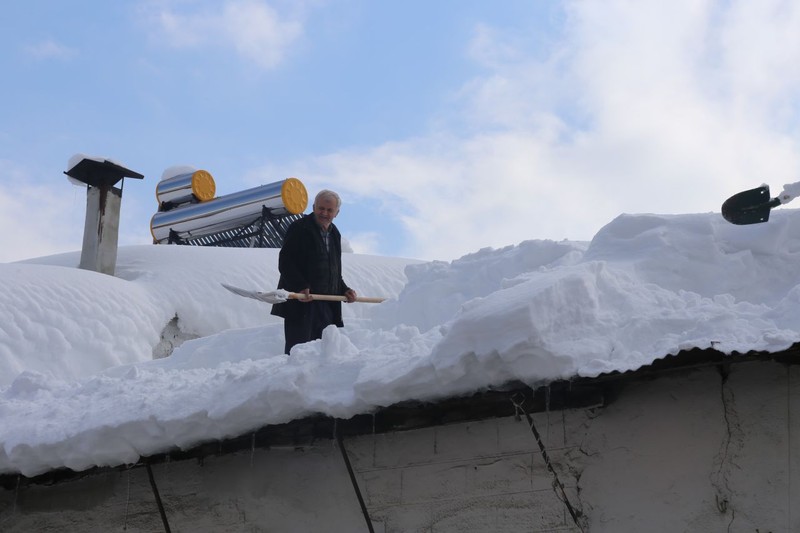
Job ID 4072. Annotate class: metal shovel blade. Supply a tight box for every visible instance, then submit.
[221,283,386,305]
[721,186,780,225]
[221,283,288,304]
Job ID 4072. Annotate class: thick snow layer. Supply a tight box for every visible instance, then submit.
[2,209,800,476]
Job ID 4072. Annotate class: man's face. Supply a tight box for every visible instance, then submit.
[313,197,339,230]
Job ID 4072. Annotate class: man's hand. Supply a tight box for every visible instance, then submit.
[299,288,312,303]
[344,289,357,303]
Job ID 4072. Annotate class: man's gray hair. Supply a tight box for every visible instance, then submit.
[314,189,341,209]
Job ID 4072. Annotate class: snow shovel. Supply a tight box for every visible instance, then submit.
[221,283,386,304]
[721,182,800,225]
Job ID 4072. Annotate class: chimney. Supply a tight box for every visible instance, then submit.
[65,156,143,276]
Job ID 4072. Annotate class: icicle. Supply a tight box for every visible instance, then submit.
[332,419,338,449]
[123,469,131,530]
[12,474,20,515]
[545,384,551,411]
[250,432,256,467]
[371,413,378,468]
[544,384,552,443]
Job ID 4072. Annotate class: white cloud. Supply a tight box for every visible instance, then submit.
[467,23,527,67]
[0,161,86,263]
[345,231,381,255]
[23,39,77,60]
[144,0,304,69]
[714,1,800,119]
[268,0,800,261]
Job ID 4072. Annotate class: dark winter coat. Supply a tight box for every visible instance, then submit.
[270,214,350,325]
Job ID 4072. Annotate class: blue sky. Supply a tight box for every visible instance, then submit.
[2,0,800,262]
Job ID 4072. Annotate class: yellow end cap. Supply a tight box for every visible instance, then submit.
[281,177,308,214]
[191,170,216,202]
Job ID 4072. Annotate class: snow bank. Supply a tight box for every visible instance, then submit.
[2,209,800,476]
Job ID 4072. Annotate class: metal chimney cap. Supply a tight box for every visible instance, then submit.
[64,158,144,188]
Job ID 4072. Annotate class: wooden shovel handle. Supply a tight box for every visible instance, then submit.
[288,293,385,303]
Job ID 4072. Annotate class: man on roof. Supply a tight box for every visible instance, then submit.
[271,189,357,354]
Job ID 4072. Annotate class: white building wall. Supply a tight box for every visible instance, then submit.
[1,360,798,532]
[347,410,584,531]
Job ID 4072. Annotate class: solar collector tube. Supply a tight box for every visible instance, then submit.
[150,177,307,243]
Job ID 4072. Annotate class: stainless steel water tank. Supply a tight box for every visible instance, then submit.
[155,170,216,209]
[150,177,307,243]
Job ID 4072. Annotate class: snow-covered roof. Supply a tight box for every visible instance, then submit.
[2,208,800,477]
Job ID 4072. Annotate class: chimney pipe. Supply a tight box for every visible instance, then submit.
[65,156,143,276]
